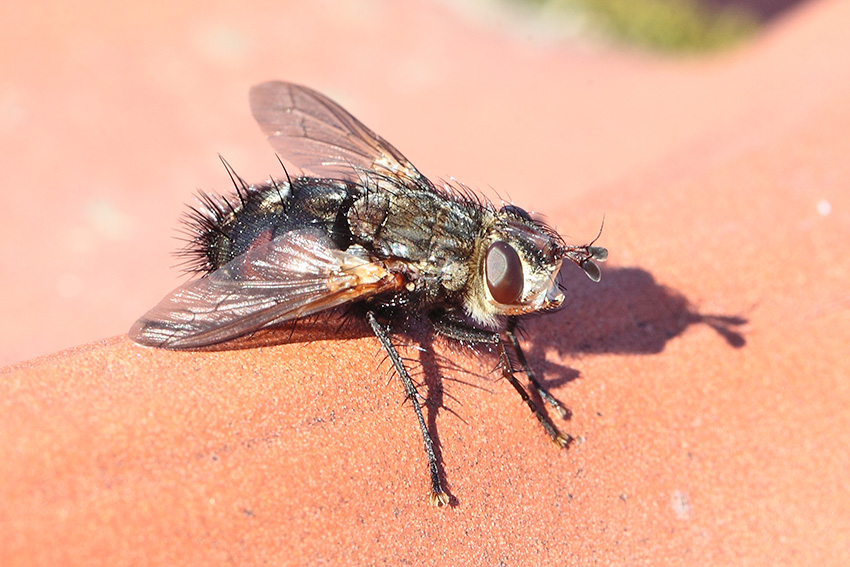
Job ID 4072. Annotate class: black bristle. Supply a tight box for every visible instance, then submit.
[219,155,250,206]
[174,190,235,275]
[276,154,293,186]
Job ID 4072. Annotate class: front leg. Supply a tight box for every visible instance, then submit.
[505,317,570,420]
[430,313,572,448]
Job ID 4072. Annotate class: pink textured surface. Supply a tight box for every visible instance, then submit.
[2,0,849,565]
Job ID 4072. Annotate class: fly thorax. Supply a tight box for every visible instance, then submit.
[347,190,390,247]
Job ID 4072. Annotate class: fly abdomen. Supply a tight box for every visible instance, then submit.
[183,177,357,273]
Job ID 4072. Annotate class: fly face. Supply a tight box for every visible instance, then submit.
[131,81,607,506]
[480,210,566,321]
[466,205,606,327]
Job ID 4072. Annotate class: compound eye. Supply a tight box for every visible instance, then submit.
[486,241,524,304]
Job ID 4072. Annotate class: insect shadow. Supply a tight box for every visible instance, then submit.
[517,264,748,394]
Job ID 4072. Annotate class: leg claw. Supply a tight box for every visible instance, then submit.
[430,490,450,507]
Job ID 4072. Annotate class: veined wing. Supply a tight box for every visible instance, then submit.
[249,81,425,185]
[130,230,403,349]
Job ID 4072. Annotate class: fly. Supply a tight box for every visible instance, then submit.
[130,81,608,506]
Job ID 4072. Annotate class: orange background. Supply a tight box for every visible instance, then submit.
[2,0,848,565]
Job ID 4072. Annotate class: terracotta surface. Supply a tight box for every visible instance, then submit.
[2,0,849,565]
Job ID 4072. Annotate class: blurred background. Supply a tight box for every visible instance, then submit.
[0,0,814,365]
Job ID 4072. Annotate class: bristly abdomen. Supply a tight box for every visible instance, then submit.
[177,169,357,276]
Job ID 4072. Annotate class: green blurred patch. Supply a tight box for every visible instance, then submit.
[524,0,760,52]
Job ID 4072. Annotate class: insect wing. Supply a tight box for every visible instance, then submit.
[130,230,402,349]
[249,81,425,185]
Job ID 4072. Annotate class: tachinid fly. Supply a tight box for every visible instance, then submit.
[130,81,608,506]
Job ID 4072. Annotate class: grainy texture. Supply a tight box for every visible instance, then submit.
[2,0,850,565]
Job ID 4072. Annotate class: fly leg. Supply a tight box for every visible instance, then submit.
[505,317,570,420]
[430,314,572,448]
[366,311,449,507]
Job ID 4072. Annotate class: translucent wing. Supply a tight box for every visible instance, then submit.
[130,230,402,349]
[249,81,425,184]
